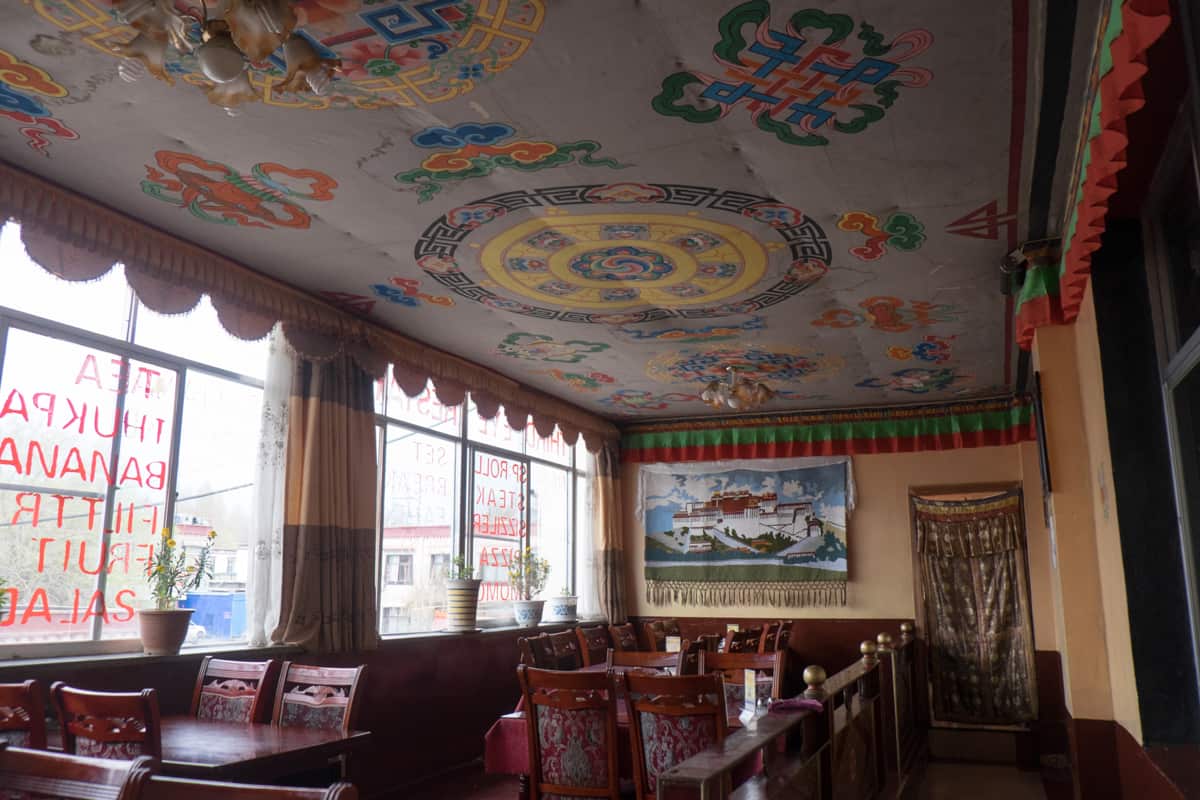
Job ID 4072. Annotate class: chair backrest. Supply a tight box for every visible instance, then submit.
[575,625,612,667]
[0,680,47,749]
[699,650,786,700]
[606,648,683,673]
[517,665,621,800]
[608,623,639,652]
[775,621,793,652]
[642,618,682,652]
[727,626,764,654]
[759,622,781,653]
[51,683,162,761]
[620,672,728,800]
[0,743,154,800]
[678,640,704,676]
[272,663,366,734]
[190,657,280,724]
[545,630,582,671]
[518,634,556,668]
[131,773,358,800]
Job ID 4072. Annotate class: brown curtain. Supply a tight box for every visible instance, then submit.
[273,355,379,652]
[913,490,1037,726]
[593,442,627,623]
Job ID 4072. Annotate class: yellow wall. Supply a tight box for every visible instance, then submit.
[1033,284,1142,741]
[623,445,1056,637]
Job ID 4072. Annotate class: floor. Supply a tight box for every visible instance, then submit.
[402,761,1049,800]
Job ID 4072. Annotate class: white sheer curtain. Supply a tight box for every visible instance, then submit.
[247,327,292,646]
[576,453,601,619]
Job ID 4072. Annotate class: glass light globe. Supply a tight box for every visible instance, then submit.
[117,58,146,83]
[197,32,246,84]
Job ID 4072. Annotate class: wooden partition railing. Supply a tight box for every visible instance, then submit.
[658,626,921,800]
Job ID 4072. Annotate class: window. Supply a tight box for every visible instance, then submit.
[381,606,410,635]
[374,383,593,634]
[383,553,414,586]
[0,223,272,652]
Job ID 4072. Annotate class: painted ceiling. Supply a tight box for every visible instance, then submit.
[0,0,1043,419]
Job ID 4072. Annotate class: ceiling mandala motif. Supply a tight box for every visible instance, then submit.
[414,184,830,323]
[28,0,544,110]
[645,345,844,386]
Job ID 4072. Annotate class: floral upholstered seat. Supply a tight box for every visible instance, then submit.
[192,657,280,724]
[518,664,621,800]
[622,671,728,800]
[0,680,47,751]
[272,663,366,733]
[50,683,161,762]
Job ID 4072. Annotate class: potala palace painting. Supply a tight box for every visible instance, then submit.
[643,463,848,584]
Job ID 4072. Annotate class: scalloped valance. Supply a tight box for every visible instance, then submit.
[0,159,617,450]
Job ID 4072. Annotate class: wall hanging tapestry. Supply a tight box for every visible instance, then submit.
[639,457,853,607]
[912,489,1038,726]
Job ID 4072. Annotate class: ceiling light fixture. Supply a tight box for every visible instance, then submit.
[113,0,339,116]
[699,366,774,412]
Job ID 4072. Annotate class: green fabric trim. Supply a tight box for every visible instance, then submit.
[622,403,1032,452]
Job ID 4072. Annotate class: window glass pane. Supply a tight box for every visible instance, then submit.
[0,225,133,341]
[471,449,526,622]
[1161,149,1200,348]
[0,329,176,643]
[525,423,572,466]
[530,463,571,597]
[171,373,263,645]
[575,470,597,618]
[133,299,270,381]
[380,424,458,634]
[467,399,524,453]
[385,377,462,438]
[1174,367,1200,581]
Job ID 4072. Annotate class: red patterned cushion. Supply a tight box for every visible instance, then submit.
[0,729,31,747]
[197,692,254,723]
[279,700,347,730]
[638,712,718,791]
[75,736,145,760]
[535,704,609,789]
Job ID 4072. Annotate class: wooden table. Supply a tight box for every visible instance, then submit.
[54,716,372,781]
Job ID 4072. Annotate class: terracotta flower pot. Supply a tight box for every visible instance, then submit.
[137,608,193,656]
[446,578,482,632]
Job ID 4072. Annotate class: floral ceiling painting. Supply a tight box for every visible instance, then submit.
[0,0,1034,419]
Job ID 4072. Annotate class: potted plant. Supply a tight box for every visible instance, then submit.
[508,547,550,628]
[445,555,482,632]
[137,527,214,656]
[545,585,578,624]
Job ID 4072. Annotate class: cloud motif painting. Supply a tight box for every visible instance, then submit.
[496,332,609,363]
[0,49,78,155]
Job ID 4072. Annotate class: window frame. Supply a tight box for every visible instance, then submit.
[373,376,587,636]
[0,301,267,658]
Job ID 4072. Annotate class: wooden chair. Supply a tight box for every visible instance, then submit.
[621,671,729,800]
[678,640,704,676]
[775,621,793,652]
[606,648,683,673]
[130,773,358,800]
[642,618,682,652]
[517,665,621,800]
[759,621,781,653]
[190,657,280,724]
[272,663,366,734]
[519,633,556,668]
[51,683,162,760]
[0,743,154,799]
[700,650,786,701]
[608,623,639,652]
[727,626,763,653]
[575,624,612,667]
[546,629,583,670]
[0,680,47,749]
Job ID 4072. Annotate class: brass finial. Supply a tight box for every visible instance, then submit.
[860,639,878,663]
[803,664,827,699]
[900,622,914,642]
[877,632,894,652]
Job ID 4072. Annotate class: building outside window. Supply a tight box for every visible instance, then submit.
[0,224,272,653]
[383,553,414,586]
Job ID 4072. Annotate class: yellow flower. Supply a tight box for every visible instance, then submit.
[185,566,197,574]
[155,565,165,574]
[207,530,217,540]
[166,539,176,548]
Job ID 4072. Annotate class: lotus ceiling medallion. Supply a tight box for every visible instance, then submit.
[113,0,338,115]
[699,366,774,412]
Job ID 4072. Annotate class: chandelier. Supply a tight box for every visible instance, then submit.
[699,366,774,412]
[113,0,339,115]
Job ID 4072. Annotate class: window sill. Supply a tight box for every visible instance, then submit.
[379,617,609,644]
[0,642,303,673]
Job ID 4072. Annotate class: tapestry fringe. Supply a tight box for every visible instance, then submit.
[645,580,847,607]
